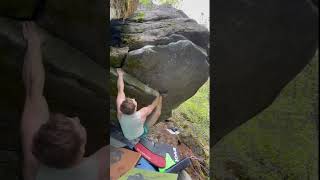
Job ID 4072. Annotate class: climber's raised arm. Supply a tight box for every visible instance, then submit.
[138,94,161,121]
[21,21,49,180]
[22,21,45,98]
[116,68,126,119]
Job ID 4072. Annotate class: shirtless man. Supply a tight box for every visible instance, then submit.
[20,21,107,180]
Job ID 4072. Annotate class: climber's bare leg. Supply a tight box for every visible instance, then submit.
[145,96,162,129]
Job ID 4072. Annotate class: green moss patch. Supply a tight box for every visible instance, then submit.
[213,52,319,179]
[132,12,145,22]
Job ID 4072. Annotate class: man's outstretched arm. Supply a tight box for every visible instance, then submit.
[138,94,161,122]
[116,68,126,119]
[21,21,49,180]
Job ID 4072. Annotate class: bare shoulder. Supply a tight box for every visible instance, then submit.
[138,106,151,120]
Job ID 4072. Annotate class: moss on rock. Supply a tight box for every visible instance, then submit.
[110,47,129,67]
[121,34,140,47]
[212,51,319,179]
[132,12,145,22]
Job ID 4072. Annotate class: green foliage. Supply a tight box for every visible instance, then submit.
[121,34,138,47]
[171,79,210,178]
[213,52,319,179]
[158,0,182,7]
[173,79,210,142]
[139,0,152,6]
[133,12,145,22]
[139,0,182,8]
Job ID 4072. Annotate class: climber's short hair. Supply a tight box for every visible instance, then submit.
[32,113,83,169]
[120,98,136,115]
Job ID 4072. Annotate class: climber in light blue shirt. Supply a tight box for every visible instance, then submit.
[20,21,107,180]
[116,68,163,141]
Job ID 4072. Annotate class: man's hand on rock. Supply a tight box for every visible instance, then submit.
[159,90,168,98]
[116,68,124,77]
[22,21,41,48]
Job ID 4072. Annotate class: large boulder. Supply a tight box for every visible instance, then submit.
[112,5,209,51]
[122,40,209,120]
[36,0,106,67]
[213,0,319,145]
[110,5,210,122]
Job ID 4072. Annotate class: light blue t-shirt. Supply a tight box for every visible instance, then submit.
[36,157,99,180]
[119,111,144,140]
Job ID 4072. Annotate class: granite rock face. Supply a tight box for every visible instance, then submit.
[112,5,209,51]
[36,0,106,67]
[110,4,210,122]
[213,0,318,145]
[122,40,209,120]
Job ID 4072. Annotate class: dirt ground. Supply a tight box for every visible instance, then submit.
[148,121,209,180]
